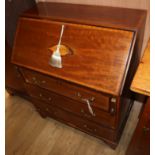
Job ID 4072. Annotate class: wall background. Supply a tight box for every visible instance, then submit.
[37,0,150,55]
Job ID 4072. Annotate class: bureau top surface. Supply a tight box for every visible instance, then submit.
[23,2,146,31]
[12,3,137,96]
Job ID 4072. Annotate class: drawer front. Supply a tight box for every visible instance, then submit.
[21,68,117,112]
[12,17,135,96]
[25,84,116,129]
[32,98,116,142]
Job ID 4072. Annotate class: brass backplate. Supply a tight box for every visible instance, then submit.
[48,45,73,56]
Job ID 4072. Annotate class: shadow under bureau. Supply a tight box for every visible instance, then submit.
[7,2,146,149]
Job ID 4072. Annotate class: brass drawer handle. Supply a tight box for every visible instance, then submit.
[77,92,95,102]
[81,109,91,118]
[110,97,117,103]
[83,124,97,132]
[37,93,53,103]
[31,77,46,85]
[110,97,117,115]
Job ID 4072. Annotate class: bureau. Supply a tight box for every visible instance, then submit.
[6,2,146,148]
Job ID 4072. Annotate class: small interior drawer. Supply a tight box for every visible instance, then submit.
[20,68,116,112]
[25,84,117,129]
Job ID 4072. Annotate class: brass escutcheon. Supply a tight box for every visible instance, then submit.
[48,45,73,56]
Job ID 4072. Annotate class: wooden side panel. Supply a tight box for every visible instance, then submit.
[5,0,36,93]
[5,41,26,93]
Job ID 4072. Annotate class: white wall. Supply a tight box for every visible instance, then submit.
[37,0,150,54]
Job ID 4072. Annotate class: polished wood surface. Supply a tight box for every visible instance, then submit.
[23,2,146,63]
[20,68,111,112]
[7,2,147,149]
[6,93,142,155]
[17,65,134,148]
[22,81,133,148]
[20,2,147,98]
[6,2,147,98]
[25,84,116,129]
[31,98,116,143]
[12,17,135,96]
[131,40,150,96]
[37,0,150,55]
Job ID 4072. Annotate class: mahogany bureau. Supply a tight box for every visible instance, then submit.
[6,2,147,148]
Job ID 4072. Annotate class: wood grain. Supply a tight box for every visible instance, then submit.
[24,84,116,129]
[38,0,149,56]
[20,68,111,112]
[12,17,135,96]
[23,2,146,69]
[131,40,150,96]
[7,2,147,150]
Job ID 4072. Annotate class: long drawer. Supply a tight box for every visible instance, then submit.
[20,68,117,113]
[31,97,117,142]
[25,84,117,129]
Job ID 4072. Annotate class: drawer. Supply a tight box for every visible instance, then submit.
[21,68,117,112]
[31,98,116,142]
[25,84,116,129]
